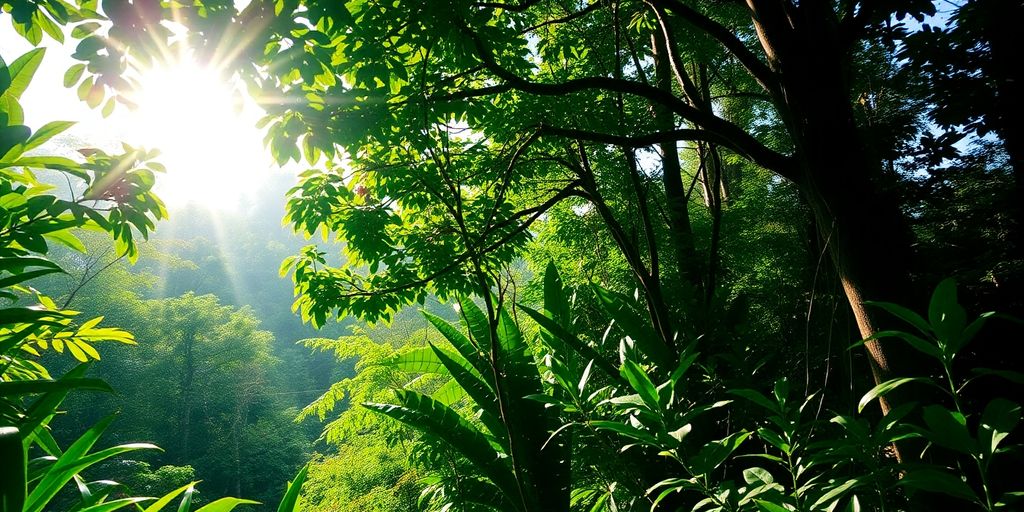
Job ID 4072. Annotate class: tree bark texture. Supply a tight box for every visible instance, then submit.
[747,0,922,418]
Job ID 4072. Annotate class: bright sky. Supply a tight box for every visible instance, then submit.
[0,17,274,211]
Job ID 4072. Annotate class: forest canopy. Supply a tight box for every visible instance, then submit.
[2,0,1024,511]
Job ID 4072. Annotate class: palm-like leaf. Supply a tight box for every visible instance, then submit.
[593,285,673,368]
[518,304,620,383]
[24,415,158,512]
[76,497,152,512]
[428,342,508,449]
[364,389,520,508]
[458,299,492,354]
[424,310,490,377]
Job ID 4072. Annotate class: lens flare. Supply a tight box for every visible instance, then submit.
[124,57,267,210]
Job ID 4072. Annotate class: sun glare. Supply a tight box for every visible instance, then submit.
[124,58,268,210]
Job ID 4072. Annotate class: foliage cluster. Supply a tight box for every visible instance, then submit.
[2,23,309,512]
[305,265,1024,511]
[6,0,1024,511]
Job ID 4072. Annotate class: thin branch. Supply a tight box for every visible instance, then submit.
[711,91,772,102]
[472,0,542,12]
[62,253,126,309]
[624,148,660,282]
[522,2,601,33]
[537,125,796,178]
[484,129,543,231]
[649,0,779,93]
[334,181,582,299]
[457,24,794,178]
[646,2,702,104]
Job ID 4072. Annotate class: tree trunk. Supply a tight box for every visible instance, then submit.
[694,64,725,305]
[750,1,921,419]
[980,0,1024,255]
[651,33,703,304]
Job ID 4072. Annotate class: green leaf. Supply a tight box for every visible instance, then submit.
[858,377,927,413]
[458,298,491,352]
[1,124,32,160]
[496,305,525,355]
[0,55,10,93]
[0,256,62,273]
[71,22,101,39]
[588,420,657,444]
[687,431,751,475]
[1,155,82,170]
[743,467,773,485]
[519,304,621,383]
[423,310,489,378]
[43,229,87,253]
[979,399,1021,458]
[193,497,261,512]
[21,120,74,154]
[389,346,448,374]
[861,330,940,359]
[928,278,956,328]
[33,11,63,43]
[3,49,45,101]
[432,377,468,406]
[25,415,130,512]
[63,64,85,88]
[276,464,308,512]
[28,428,62,460]
[363,390,519,502]
[667,424,692,443]
[899,469,979,502]
[141,482,196,512]
[17,365,90,444]
[928,278,967,346]
[593,285,672,368]
[543,262,568,321]
[730,388,777,413]
[429,343,498,413]
[101,98,115,118]
[678,400,732,427]
[668,351,699,386]
[866,300,932,336]
[810,478,862,509]
[0,267,64,288]
[754,501,791,512]
[0,426,27,512]
[922,405,976,455]
[756,427,791,455]
[844,495,862,512]
[620,360,659,410]
[773,379,789,405]
[578,359,594,396]
[649,478,699,508]
[177,485,197,512]
[78,497,153,512]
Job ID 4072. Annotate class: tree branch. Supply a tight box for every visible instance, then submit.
[335,181,583,299]
[646,2,703,104]
[537,125,797,180]
[457,23,794,178]
[472,0,542,12]
[648,0,778,94]
[522,2,601,33]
